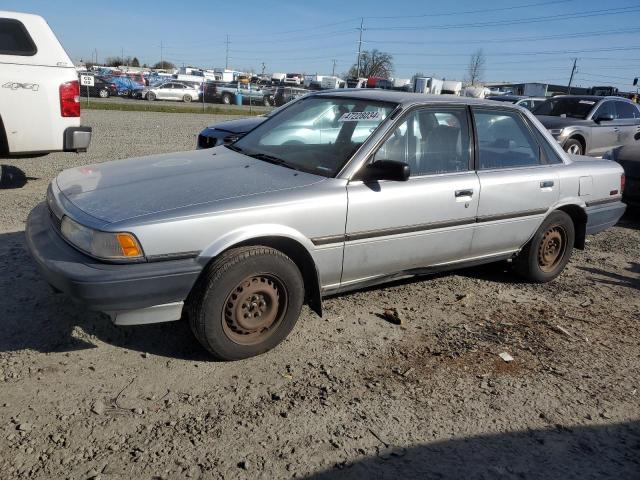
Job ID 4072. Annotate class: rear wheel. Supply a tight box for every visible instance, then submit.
[188,246,304,360]
[563,138,583,155]
[513,210,575,282]
[221,93,233,105]
[183,94,192,103]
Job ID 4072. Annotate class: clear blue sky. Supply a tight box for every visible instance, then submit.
[3,0,639,90]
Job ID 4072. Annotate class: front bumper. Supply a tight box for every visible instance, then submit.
[63,126,92,152]
[585,200,626,235]
[25,202,203,312]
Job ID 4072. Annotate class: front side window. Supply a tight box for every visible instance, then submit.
[593,101,616,120]
[533,97,596,119]
[232,96,395,177]
[473,109,540,169]
[372,107,470,176]
[0,18,37,56]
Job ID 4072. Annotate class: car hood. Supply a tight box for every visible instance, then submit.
[535,115,593,129]
[206,116,266,133]
[55,147,324,224]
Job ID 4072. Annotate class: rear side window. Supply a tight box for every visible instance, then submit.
[473,109,540,169]
[0,18,37,56]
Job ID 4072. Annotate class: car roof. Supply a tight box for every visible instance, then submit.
[311,89,521,107]
[548,95,631,102]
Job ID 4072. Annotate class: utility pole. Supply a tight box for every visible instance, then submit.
[331,59,337,76]
[160,40,163,70]
[356,18,364,78]
[567,58,577,94]
[225,34,230,70]
[121,47,124,67]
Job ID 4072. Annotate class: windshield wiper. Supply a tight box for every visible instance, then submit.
[247,152,301,171]
[226,144,243,153]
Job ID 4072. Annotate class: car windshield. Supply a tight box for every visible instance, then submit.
[532,97,596,119]
[231,96,396,177]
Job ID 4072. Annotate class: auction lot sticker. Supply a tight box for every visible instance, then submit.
[339,111,381,122]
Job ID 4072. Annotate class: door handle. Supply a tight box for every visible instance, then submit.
[455,189,474,198]
[540,180,554,188]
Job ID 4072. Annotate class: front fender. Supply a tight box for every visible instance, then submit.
[197,223,316,262]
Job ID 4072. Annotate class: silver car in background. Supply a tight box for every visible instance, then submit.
[144,81,200,102]
[26,91,625,361]
[486,95,547,111]
[533,95,640,156]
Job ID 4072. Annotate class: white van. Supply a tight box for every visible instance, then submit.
[0,11,91,157]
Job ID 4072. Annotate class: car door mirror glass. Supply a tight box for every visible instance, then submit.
[358,160,410,182]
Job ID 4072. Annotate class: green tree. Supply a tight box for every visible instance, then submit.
[153,61,175,70]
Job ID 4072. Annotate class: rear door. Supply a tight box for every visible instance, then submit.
[470,107,561,257]
[341,106,479,286]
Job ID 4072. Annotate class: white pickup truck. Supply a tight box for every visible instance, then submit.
[0,11,91,157]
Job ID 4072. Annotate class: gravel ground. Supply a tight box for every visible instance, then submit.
[0,110,639,479]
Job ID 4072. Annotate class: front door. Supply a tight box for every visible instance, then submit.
[341,106,480,287]
[589,101,618,156]
[470,107,561,256]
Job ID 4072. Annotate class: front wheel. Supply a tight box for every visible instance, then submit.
[147,92,156,101]
[563,138,583,155]
[513,210,575,283]
[188,246,304,360]
[263,96,271,106]
[183,94,192,103]
[98,89,109,98]
[221,93,232,105]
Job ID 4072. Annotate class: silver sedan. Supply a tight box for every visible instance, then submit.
[26,91,625,360]
[144,81,200,102]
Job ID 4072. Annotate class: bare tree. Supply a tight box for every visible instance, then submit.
[153,60,175,70]
[348,49,393,78]
[466,49,486,86]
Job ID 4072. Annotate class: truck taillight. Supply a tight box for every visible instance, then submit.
[60,81,80,117]
[621,173,626,193]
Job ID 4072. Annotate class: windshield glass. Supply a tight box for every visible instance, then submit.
[532,97,596,119]
[232,96,396,177]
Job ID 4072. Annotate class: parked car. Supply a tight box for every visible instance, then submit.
[533,95,640,156]
[125,72,145,85]
[604,145,640,206]
[217,83,272,106]
[0,11,91,156]
[77,75,118,98]
[107,76,144,97]
[144,81,200,102]
[486,95,546,111]
[273,86,308,106]
[26,91,625,361]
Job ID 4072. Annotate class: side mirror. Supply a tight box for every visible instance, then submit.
[358,160,410,182]
[594,113,615,123]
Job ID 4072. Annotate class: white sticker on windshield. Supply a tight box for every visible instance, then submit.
[339,111,381,122]
[579,100,595,105]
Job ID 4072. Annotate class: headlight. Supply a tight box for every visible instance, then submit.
[548,128,564,136]
[60,216,143,260]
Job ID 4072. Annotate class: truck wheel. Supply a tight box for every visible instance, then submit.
[188,246,304,361]
[183,94,192,103]
[221,93,232,105]
[98,89,109,98]
[513,210,575,283]
[147,92,156,101]
[563,138,583,155]
[263,96,271,106]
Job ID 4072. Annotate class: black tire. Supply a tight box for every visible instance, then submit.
[147,91,156,101]
[263,96,271,107]
[221,93,233,105]
[98,89,109,98]
[563,138,583,156]
[188,246,304,361]
[513,210,575,283]
[183,94,192,103]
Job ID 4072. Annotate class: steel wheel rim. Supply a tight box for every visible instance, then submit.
[538,225,567,273]
[222,274,288,345]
